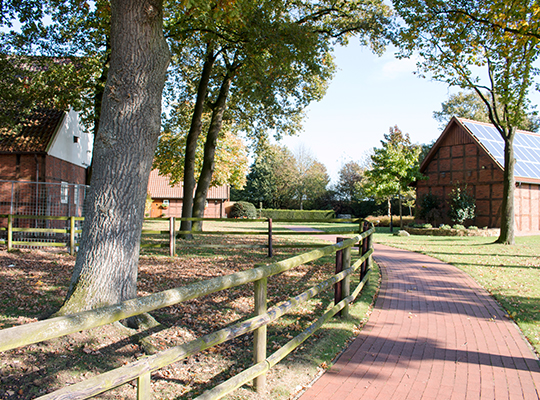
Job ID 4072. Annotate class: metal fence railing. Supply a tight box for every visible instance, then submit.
[0,180,88,248]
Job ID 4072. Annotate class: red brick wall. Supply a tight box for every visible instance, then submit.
[0,154,86,185]
[44,155,87,185]
[151,199,227,218]
[515,184,540,232]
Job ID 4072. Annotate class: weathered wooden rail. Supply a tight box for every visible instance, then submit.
[154,216,364,257]
[1,215,363,257]
[0,225,374,400]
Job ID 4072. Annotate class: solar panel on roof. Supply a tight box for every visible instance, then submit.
[461,119,540,180]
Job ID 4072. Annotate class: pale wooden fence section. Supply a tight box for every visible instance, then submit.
[0,214,83,255]
[1,215,363,257]
[0,226,374,400]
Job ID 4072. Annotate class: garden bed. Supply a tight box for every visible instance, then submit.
[404,227,500,237]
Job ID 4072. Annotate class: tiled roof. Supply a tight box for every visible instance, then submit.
[147,169,230,200]
[459,118,540,183]
[0,109,65,153]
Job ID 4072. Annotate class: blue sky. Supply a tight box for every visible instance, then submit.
[280,39,540,184]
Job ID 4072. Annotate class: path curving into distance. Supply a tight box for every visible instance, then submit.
[298,242,540,400]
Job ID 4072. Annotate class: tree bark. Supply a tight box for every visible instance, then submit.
[192,72,234,231]
[58,0,170,314]
[398,188,403,229]
[180,45,216,238]
[496,133,516,245]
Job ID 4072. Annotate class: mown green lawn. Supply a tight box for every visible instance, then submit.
[373,228,540,354]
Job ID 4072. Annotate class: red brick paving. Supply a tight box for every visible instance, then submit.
[299,243,540,400]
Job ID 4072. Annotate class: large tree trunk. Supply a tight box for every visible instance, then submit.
[192,73,233,231]
[497,134,516,245]
[58,0,170,315]
[180,45,216,239]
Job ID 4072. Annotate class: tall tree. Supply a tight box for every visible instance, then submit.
[237,144,329,210]
[335,161,365,202]
[364,126,422,229]
[59,0,170,314]
[394,0,540,244]
[164,0,391,235]
[1,0,390,314]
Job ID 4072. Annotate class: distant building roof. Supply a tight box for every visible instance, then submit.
[147,169,230,200]
[421,117,540,184]
[0,109,65,153]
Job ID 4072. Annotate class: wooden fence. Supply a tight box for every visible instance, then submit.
[1,215,364,257]
[0,214,83,255]
[0,225,375,400]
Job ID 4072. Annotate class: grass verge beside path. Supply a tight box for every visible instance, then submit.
[0,223,379,400]
[373,228,540,355]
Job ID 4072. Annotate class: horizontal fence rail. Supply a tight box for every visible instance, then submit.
[1,215,364,257]
[0,225,375,400]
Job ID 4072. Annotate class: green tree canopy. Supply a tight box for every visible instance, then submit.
[335,161,365,202]
[394,0,540,244]
[434,91,539,132]
[237,144,329,210]
[364,125,423,228]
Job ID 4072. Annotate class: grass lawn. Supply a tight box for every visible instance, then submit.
[0,221,379,400]
[373,228,540,354]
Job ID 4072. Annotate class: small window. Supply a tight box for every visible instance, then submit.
[61,182,69,204]
[163,199,169,206]
[73,136,80,143]
[74,185,79,205]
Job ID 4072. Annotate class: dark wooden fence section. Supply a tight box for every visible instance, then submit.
[0,226,375,400]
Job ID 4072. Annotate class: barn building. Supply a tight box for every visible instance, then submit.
[147,169,231,218]
[0,108,92,217]
[416,117,540,233]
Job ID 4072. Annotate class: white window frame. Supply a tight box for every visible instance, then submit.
[60,182,69,204]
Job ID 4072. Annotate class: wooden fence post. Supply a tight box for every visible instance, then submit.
[334,237,344,316]
[253,277,268,392]
[267,218,273,258]
[169,217,176,257]
[7,214,12,251]
[341,245,351,318]
[366,224,373,274]
[137,372,151,399]
[70,216,76,256]
[360,221,370,279]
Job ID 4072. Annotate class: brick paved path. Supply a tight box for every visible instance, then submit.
[299,243,540,400]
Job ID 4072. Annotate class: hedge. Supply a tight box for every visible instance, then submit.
[260,209,335,220]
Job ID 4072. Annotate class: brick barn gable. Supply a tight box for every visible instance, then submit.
[416,117,540,232]
[0,109,91,186]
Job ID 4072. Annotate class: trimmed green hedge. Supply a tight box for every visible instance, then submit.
[260,209,335,220]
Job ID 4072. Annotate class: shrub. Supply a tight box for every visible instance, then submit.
[440,224,452,230]
[452,224,466,230]
[229,201,257,219]
[420,223,432,229]
[260,209,335,220]
[448,183,476,224]
[417,193,442,225]
[468,226,479,230]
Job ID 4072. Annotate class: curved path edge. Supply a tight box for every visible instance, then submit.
[298,243,540,400]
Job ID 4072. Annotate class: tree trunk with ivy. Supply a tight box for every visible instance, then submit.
[57,0,170,315]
